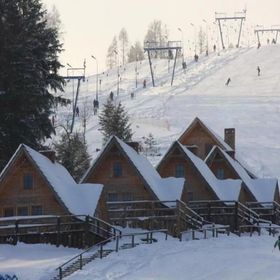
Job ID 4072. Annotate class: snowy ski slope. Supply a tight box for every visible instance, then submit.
[55,44,280,179]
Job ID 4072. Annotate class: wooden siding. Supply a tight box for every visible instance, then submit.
[0,153,67,217]
[207,156,238,180]
[157,151,217,203]
[84,144,156,215]
[179,122,220,159]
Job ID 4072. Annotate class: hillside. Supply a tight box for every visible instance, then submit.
[54,45,280,179]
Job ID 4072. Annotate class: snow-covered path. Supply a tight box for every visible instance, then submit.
[67,235,280,280]
[1,236,280,280]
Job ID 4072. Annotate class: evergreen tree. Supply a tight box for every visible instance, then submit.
[142,133,158,156]
[54,132,91,182]
[99,99,133,143]
[0,0,68,170]
[106,36,118,69]
[118,28,129,66]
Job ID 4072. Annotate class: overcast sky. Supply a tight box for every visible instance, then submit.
[42,0,280,75]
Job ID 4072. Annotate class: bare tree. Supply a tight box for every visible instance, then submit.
[127,41,145,63]
[106,36,118,69]
[119,28,129,66]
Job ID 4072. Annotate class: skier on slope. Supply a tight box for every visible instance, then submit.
[257,66,261,76]
[225,77,231,86]
[274,236,280,250]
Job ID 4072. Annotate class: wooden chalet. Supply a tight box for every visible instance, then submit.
[157,141,244,203]
[0,144,104,218]
[81,136,185,226]
[205,146,280,203]
[178,117,235,160]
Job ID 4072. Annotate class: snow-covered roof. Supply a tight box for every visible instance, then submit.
[0,144,103,216]
[164,142,242,201]
[210,146,278,202]
[179,117,233,152]
[115,137,185,202]
[83,136,184,204]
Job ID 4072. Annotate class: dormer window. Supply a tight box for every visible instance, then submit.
[216,168,225,179]
[175,164,185,178]
[23,173,33,189]
[113,162,122,177]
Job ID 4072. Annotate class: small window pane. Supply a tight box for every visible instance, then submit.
[31,206,43,216]
[113,163,122,177]
[175,164,185,178]
[4,208,14,217]
[17,207,28,216]
[217,169,224,179]
[23,173,33,189]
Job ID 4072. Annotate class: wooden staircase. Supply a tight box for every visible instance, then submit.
[50,229,168,280]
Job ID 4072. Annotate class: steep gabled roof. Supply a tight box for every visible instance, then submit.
[157,141,242,201]
[0,144,103,216]
[178,117,233,152]
[82,136,184,203]
[206,146,278,202]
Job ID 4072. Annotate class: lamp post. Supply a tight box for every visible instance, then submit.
[178,27,185,64]
[66,63,75,111]
[190,23,197,54]
[91,55,99,101]
[114,50,119,95]
[135,56,138,88]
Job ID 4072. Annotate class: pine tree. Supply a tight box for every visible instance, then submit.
[142,133,157,156]
[106,36,118,69]
[0,0,68,170]
[54,132,91,182]
[99,99,133,143]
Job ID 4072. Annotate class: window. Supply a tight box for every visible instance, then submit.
[4,208,14,217]
[107,192,118,202]
[175,164,185,178]
[17,207,28,216]
[216,168,225,179]
[113,162,122,177]
[31,206,43,216]
[23,173,33,189]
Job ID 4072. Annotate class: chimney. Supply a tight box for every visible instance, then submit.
[40,150,56,163]
[126,141,141,153]
[224,128,235,151]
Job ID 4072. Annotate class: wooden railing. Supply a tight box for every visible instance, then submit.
[0,215,121,247]
[179,224,230,241]
[176,200,212,230]
[187,200,272,231]
[246,201,280,224]
[55,229,168,280]
[239,224,280,237]
[106,200,210,235]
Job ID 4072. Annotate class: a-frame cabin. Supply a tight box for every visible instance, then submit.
[178,117,235,160]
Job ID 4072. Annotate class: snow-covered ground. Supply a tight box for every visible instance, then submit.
[54,44,280,179]
[2,235,280,280]
[0,243,81,279]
